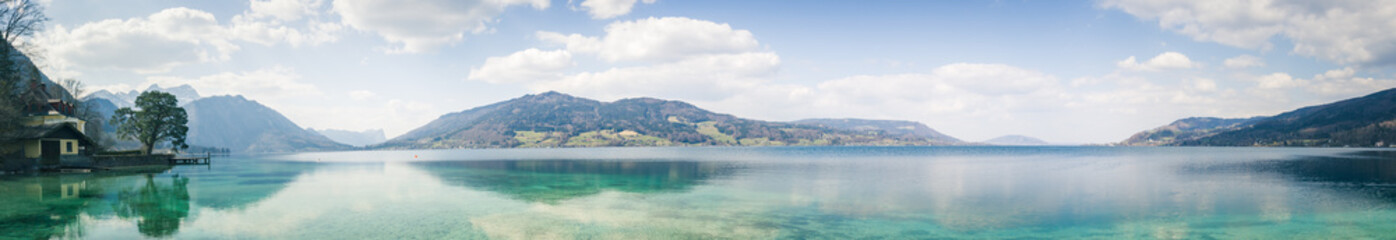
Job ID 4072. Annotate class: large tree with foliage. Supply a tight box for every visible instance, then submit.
[111,91,189,155]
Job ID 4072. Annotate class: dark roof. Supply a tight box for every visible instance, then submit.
[0,123,94,145]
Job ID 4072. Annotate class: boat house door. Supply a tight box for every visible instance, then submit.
[41,140,60,166]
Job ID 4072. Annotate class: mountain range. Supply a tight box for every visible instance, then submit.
[83,85,354,152]
[377,91,954,149]
[184,96,350,152]
[982,135,1050,146]
[77,84,1396,151]
[1120,117,1267,146]
[792,118,962,144]
[311,128,386,147]
[1123,88,1396,147]
[85,84,202,108]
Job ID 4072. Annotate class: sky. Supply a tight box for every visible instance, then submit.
[22,0,1396,144]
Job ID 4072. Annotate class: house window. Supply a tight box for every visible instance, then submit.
[66,141,73,153]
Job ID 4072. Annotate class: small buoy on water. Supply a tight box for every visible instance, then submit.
[414,155,418,158]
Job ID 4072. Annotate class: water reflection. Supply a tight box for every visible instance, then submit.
[1269,151,1396,184]
[0,158,313,239]
[0,167,170,239]
[113,174,191,237]
[720,149,1396,238]
[174,158,318,210]
[1183,150,1396,202]
[416,160,738,203]
[1,147,1394,239]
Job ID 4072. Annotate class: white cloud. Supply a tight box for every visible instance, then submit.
[1223,54,1265,68]
[249,0,323,21]
[536,31,601,53]
[1306,67,1396,96]
[1187,78,1218,92]
[34,8,237,74]
[467,48,574,84]
[145,66,322,100]
[35,4,341,75]
[806,63,1061,115]
[533,52,780,101]
[229,15,343,47]
[331,0,549,53]
[1254,72,1304,89]
[538,17,760,62]
[1116,52,1198,71]
[473,17,775,101]
[1227,67,1396,98]
[348,90,376,100]
[1310,76,1396,96]
[1102,0,1396,66]
[1243,68,1396,95]
[235,0,343,47]
[1317,67,1354,79]
[579,0,656,19]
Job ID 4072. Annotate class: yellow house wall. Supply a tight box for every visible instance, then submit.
[60,139,78,155]
[23,140,40,158]
[23,115,87,134]
[9,114,90,158]
[8,139,79,158]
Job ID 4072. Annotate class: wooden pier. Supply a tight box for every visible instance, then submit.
[170,153,214,165]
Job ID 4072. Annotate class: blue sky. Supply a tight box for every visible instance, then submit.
[26,0,1396,143]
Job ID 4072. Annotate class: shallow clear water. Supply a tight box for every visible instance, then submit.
[2,146,1395,239]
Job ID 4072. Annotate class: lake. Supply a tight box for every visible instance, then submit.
[2,146,1395,239]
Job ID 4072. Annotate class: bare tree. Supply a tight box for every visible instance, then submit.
[0,0,48,44]
[0,0,44,133]
[59,78,112,151]
[58,77,82,98]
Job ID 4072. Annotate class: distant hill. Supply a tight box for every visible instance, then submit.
[78,97,126,149]
[84,84,201,108]
[1177,88,1396,147]
[186,95,351,152]
[1,38,62,97]
[311,128,386,147]
[982,135,1049,145]
[1120,117,1267,146]
[81,97,119,131]
[792,118,962,144]
[83,89,342,152]
[379,92,946,149]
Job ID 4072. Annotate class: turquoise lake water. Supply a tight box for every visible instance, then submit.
[2,146,1395,239]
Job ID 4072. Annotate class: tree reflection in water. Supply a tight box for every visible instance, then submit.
[418,160,739,203]
[113,174,191,238]
[1182,150,1396,202]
